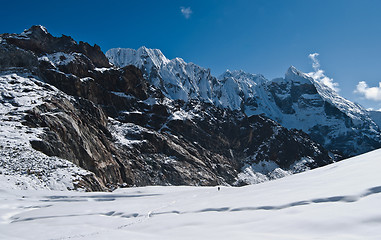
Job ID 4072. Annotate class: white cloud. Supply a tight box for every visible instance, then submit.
[354,81,381,101]
[180,7,192,19]
[307,53,340,92]
[308,53,320,70]
[308,69,340,92]
[365,107,381,111]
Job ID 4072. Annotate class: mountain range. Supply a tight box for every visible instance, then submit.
[106,47,381,156]
[0,26,380,191]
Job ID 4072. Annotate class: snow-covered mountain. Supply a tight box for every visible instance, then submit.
[0,26,336,190]
[223,66,381,156]
[1,148,381,239]
[107,47,381,156]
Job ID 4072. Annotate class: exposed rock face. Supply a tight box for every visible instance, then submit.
[0,71,110,191]
[0,26,335,190]
[38,63,148,112]
[106,98,331,186]
[23,96,124,189]
[0,43,38,71]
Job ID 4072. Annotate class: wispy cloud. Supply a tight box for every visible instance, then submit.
[180,7,192,19]
[354,81,381,101]
[309,53,320,70]
[307,53,340,92]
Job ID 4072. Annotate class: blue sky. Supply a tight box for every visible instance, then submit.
[2,0,381,109]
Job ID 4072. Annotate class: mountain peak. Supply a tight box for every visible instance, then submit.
[286,65,302,76]
[219,69,264,83]
[21,25,50,38]
[285,65,313,84]
[137,46,170,65]
[106,47,170,69]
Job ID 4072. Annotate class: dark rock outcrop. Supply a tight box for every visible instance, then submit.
[3,25,110,68]
[0,39,39,71]
[23,96,124,190]
[104,99,332,186]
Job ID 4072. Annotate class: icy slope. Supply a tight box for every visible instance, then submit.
[1,148,381,239]
[107,47,381,155]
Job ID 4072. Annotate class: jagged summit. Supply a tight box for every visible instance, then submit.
[220,69,263,81]
[284,65,313,84]
[286,65,299,74]
[107,46,215,102]
[1,25,110,68]
[219,69,267,85]
[106,46,170,70]
[21,25,50,37]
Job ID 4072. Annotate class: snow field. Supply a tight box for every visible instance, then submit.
[1,149,381,239]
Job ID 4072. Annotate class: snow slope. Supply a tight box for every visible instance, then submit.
[1,148,380,239]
